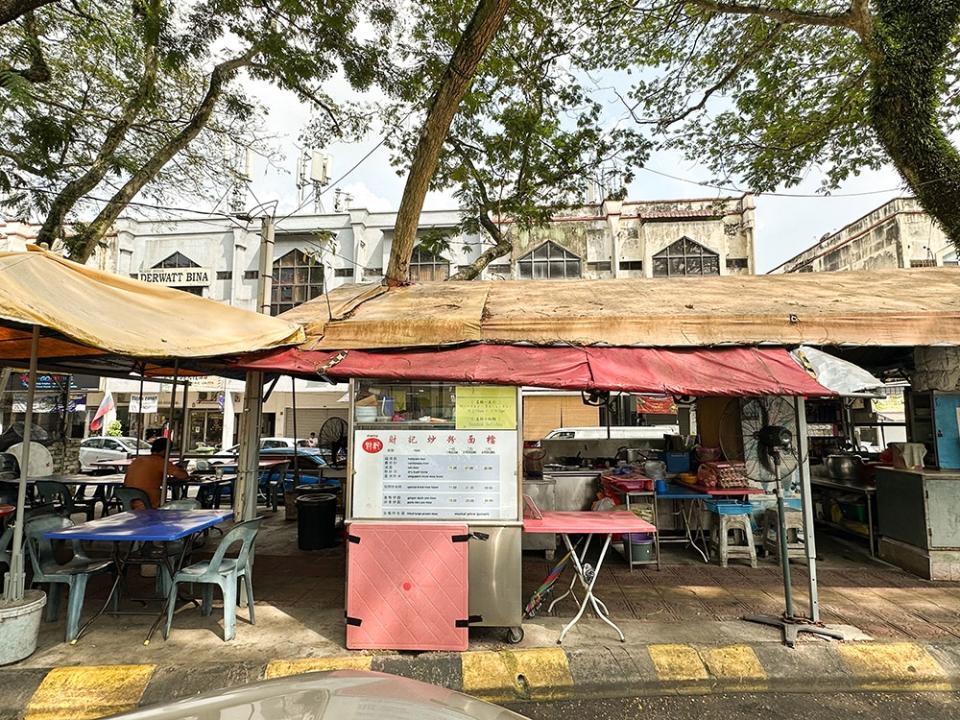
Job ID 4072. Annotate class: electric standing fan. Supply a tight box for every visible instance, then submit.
[736,397,845,647]
[319,416,348,467]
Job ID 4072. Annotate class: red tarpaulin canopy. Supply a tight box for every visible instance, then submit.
[233,344,833,397]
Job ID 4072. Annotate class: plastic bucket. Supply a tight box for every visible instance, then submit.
[628,538,654,562]
[0,589,46,665]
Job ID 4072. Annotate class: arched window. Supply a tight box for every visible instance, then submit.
[518,241,581,279]
[271,249,324,315]
[652,237,720,277]
[409,245,450,281]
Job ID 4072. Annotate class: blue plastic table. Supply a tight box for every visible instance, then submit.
[44,509,233,542]
[44,509,233,643]
[656,483,712,562]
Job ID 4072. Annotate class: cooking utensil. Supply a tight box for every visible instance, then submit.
[825,453,863,481]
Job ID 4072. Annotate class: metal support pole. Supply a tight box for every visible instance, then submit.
[291,376,299,484]
[135,370,145,454]
[256,216,275,315]
[160,360,179,506]
[179,380,189,463]
[795,396,821,622]
[236,371,264,521]
[3,325,39,601]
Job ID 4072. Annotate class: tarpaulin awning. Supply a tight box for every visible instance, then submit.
[0,246,304,373]
[279,268,960,350]
[233,344,834,397]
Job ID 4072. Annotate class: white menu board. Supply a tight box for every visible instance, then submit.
[352,429,518,520]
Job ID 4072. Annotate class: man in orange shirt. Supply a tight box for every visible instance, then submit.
[124,438,188,508]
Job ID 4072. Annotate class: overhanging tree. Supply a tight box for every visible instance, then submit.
[381,0,647,281]
[591,0,960,248]
[0,0,393,261]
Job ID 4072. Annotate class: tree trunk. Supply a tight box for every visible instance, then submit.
[69,50,255,261]
[385,0,512,286]
[868,0,960,249]
[0,0,57,26]
[37,2,160,248]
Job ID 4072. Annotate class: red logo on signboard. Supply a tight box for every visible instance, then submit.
[362,437,383,453]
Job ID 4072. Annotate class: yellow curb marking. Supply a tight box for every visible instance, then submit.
[25,664,156,720]
[462,648,574,702]
[838,642,950,691]
[648,644,709,682]
[264,656,373,679]
[702,645,767,690]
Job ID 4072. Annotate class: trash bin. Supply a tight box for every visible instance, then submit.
[285,483,339,521]
[296,493,338,550]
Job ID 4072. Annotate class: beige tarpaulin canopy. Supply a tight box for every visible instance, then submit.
[0,246,304,372]
[281,267,960,350]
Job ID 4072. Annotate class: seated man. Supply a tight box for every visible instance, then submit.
[124,438,188,508]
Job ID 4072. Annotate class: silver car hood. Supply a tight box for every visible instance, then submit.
[107,670,528,720]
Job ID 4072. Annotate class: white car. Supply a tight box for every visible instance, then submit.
[544,425,680,440]
[207,437,299,465]
[79,436,152,472]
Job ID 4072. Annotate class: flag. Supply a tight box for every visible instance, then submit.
[90,391,115,432]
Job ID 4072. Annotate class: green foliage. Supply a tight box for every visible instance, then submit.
[105,419,123,437]
[366,0,648,274]
[0,1,395,251]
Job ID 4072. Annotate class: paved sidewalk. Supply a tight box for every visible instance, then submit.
[5,515,960,718]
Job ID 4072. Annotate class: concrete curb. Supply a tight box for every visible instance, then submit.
[5,641,960,719]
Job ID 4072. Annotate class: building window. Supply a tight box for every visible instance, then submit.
[216,271,232,280]
[652,237,720,277]
[409,245,450,282]
[587,261,612,272]
[152,252,204,296]
[619,260,643,271]
[271,249,324,315]
[726,258,749,271]
[486,264,511,277]
[334,268,354,278]
[155,252,198,269]
[910,259,936,268]
[243,270,259,280]
[518,241,581,279]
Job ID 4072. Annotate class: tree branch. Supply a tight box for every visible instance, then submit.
[36,0,161,247]
[683,0,855,29]
[69,47,258,260]
[0,0,57,26]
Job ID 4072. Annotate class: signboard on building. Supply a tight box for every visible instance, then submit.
[135,268,213,287]
[352,430,518,521]
[129,395,159,414]
[455,386,517,429]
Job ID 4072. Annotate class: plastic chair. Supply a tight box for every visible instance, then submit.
[164,518,263,641]
[34,480,76,518]
[259,462,289,512]
[114,486,153,512]
[24,515,113,642]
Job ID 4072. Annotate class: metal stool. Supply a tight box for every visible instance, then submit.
[761,507,804,561]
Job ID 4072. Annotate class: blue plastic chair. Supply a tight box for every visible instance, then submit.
[164,518,263,641]
[25,515,113,642]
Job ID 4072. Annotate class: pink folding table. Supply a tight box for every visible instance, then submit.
[523,511,656,643]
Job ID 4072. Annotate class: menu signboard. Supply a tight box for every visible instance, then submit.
[352,430,518,520]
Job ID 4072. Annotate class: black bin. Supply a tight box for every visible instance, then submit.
[286,483,339,521]
[296,493,338,550]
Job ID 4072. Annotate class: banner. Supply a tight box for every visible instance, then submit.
[129,394,159,414]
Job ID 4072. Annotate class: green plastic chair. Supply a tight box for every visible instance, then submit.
[164,517,263,641]
[34,480,77,518]
[114,487,152,512]
[25,514,113,642]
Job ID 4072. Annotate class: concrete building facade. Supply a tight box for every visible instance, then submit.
[769,197,955,274]
[1,194,756,450]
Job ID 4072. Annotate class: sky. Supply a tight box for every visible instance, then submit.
[245,80,908,274]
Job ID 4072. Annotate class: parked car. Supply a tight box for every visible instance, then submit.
[544,425,680,440]
[207,437,299,465]
[78,436,152,472]
[109,670,529,720]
